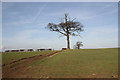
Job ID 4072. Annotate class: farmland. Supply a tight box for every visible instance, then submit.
[2,48,118,78]
[2,51,55,64]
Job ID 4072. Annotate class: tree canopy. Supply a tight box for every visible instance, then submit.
[47,13,84,49]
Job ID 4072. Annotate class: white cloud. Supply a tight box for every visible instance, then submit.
[0,45,3,50]
[32,3,48,22]
[45,3,117,21]
[3,3,48,26]
[91,25,118,35]
[3,29,66,50]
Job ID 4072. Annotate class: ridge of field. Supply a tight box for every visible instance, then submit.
[2,51,55,64]
[3,48,118,78]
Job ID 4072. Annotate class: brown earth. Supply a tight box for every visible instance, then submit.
[2,51,63,78]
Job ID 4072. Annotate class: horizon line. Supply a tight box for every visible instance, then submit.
[1,47,118,51]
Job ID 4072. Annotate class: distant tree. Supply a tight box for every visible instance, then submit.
[76,41,83,49]
[46,13,84,49]
[73,45,77,49]
[74,41,83,49]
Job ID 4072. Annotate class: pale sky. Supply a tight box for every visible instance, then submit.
[1,0,119,2]
[2,2,118,50]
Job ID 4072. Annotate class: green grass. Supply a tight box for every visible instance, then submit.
[2,51,55,64]
[3,48,118,78]
[26,48,118,78]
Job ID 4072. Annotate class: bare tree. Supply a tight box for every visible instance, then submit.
[47,13,84,49]
[73,45,78,49]
[76,41,83,49]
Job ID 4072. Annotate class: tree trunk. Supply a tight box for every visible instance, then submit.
[65,13,70,49]
[67,35,70,49]
[78,45,79,49]
[78,45,80,49]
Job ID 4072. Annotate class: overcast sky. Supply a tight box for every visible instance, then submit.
[2,2,118,50]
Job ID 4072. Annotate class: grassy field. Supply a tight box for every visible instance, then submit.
[2,51,55,64]
[2,48,118,78]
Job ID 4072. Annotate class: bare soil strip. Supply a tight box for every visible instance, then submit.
[3,51,63,77]
[2,51,62,67]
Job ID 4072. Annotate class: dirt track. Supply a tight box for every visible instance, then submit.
[2,51,62,67]
[2,50,63,78]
